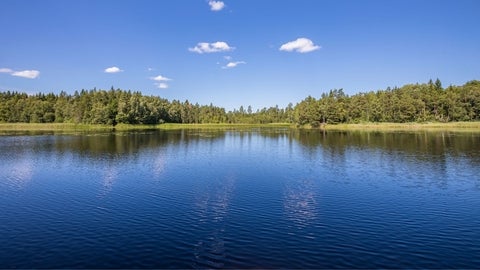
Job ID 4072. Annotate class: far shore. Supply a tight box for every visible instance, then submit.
[316,122,480,132]
[0,123,291,132]
[0,122,480,132]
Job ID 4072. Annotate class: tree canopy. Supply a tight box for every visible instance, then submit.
[1,79,479,126]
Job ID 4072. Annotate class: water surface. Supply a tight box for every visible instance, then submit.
[1,129,479,268]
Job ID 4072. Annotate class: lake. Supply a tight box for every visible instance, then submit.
[1,128,480,268]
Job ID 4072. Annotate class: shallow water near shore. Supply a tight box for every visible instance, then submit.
[1,129,479,268]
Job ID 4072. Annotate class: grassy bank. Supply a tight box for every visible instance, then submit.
[0,122,292,132]
[317,122,480,132]
[1,122,480,132]
[0,123,114,131]
[155,123,292,130]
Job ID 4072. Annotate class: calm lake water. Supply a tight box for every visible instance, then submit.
[1,128,480,268]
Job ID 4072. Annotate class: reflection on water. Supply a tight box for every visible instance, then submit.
[291,129,480,159]
[0,137,36,190]
[99,164,118,197]
[152,151,166,179]
[5,158,34,190]
[292,130,480,189]
[1,129,480,269]
[283,178,317,229]
[2,129,479,164]
[193,172,235,269]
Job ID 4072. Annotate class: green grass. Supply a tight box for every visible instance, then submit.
[1,122,479,133]
[0,123,114,131]
[155,123,292,130]
[318,122,480,132]
[0,122,292,132]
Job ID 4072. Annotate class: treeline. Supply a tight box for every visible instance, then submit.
[0,79,479,126]
[0,88,291,125]
[295,79,480,126]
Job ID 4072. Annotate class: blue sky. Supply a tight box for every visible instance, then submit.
[1,0,479,110]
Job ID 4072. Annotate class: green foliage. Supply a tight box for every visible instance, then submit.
[0,79,479,126]
[0,88,286,125]
[293,79,480,125]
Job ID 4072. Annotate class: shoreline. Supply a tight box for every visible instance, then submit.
[0,122,480,132]
[317,122,480,132]
[0,123,292,132]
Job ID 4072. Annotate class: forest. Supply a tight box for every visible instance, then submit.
[0,79,479,126]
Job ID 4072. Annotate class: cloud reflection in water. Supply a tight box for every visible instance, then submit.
[193,172,235,269]
[284,178,317,229]
[3,158,34,190]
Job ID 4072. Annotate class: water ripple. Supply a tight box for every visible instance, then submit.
[2,131,480,268]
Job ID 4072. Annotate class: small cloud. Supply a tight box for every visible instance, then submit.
[0,68,13,73]
[150,74,172,89]
[151,75,172,81]
[156,83,169,89]
[222,61,246,69]
[104,66,123,73]
[147,67,154,71]
[280,38,320,53]
[209,0,225,11]
[1,68,40,79]
[189,41,234,54]
[12,70,40,79]
[224,56,232,60]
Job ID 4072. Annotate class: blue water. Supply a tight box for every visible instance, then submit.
[1,129,479,268]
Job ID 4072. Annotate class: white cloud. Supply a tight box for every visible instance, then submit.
[280,38,320,53]
[156,83,169,89]
[151,75,172,81]
[0,68,13,73]
[209,0,225,11]
[189,41,234,54]
[150,74,172,89]
[12,70,40,79]
[104,66,123,73]
[1,68,40,79]
[222,61,246,69]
